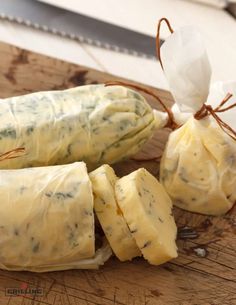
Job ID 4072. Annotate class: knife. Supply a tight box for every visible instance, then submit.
[0,0,158,59]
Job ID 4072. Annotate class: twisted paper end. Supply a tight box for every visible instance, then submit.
[0,147,25,162]
[156,18,236,141]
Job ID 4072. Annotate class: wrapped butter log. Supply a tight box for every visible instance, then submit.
[158,19,236,215]
[115,168,178,265]
[0,162,112,272]
[90,165,141,261]
[0,84,168,170]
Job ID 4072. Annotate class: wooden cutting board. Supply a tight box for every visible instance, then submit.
[0,42,235,305]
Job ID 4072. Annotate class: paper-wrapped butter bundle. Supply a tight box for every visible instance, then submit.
[0,162,112,272]
[158,20,236,215]
[0,84,167,170]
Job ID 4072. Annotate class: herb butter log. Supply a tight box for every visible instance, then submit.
[0,85,166,170]
[0,162,111,272]
[115,168,178,265]
[89,165,141,261]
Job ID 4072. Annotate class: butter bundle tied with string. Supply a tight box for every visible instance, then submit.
[158,19,236,215]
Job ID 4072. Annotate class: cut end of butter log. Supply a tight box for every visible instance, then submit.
[0,162,112,272]
[90,165,141,261]
[115,168,178,265]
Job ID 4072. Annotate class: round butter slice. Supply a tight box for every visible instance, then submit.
[89,165,141,261]
[115,168,178,265]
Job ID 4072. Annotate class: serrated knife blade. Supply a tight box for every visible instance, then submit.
[0,0,159,59]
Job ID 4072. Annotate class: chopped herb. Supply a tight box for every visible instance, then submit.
[68,231,75,242]
[84,210,93,216]
[141,241,151,249]
[179,173,189,183]
[67,144,72,156]
[175,199,186,206]
[92,127,100,134]
[100,198,106,205]
[227,154,235,166]
[72,242,79,248]
[19,186,27,194]
[114,142,121,148]
[102,116,112,123]
[0,127,16,139]
[45,191,73,200]
[55,192,73,200]
[26,126,34,135]
[32,242,40,253]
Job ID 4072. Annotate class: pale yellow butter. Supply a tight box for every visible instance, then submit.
[0,162,96,271]
[0,85,158,170]
[160,117,236,215]
[115,168,178,265]
[90,165,141,261]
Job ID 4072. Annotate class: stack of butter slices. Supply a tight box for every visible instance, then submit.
[90,165,178,265]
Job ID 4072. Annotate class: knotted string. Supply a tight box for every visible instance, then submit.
[105,81,178,129]
[194,93,236,140]
[156,18,236,141]
[0,147,25,162]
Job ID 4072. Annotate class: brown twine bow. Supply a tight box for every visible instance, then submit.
[156,18,236,141]
[105,81,178,129]
[194,93,236,140]
[0,147,25,162]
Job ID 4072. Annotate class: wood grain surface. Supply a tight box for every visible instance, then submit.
[0,42,235,305]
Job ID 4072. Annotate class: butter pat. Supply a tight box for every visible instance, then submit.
[90,165,141,261]
[115,168,178,265]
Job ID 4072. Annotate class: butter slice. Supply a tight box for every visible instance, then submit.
[90,165,141,261]
[115,168,178,265]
